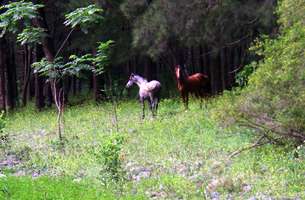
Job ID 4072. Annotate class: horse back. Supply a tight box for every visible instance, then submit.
[146,80,161,92]
[187,73,209,87]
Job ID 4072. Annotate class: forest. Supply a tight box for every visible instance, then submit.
[0,0,304,199]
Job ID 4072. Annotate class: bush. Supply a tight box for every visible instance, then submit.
[235,62,258,87]
[215,0,305,144]
[95,134,126,183]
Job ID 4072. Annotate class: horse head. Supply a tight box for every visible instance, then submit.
[126,73,135,88]
[175,65,181,80]
[175,65,188,80]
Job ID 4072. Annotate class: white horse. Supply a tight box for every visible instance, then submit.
[126,73,161,119]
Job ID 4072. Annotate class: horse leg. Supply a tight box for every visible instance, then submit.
[154,97,159,116]
[181,92,185,109]
[185,93,189,109]
[149,99,155,118]
[154,89,161,117]
[182,92,188,110]
[149,95,155,118]
[141,99,145,119]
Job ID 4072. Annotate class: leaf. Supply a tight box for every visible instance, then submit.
[0,1,44,36]
[64,4,103,33]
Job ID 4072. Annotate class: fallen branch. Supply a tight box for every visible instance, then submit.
[238,120,278,143]
[228,135,269,159]
[239,116,305,143]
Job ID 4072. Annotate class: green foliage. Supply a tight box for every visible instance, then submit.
[121,0,275,57]
[64,4,103,34]
[97,134,125,182]
[0,112,8,149]
[32,55,94,80]
[1,1,105,55]
[16,27,47,46]
[0,1,111,88]
[240,0,305,141]
[94,40,115,74]
[209,90,241,127]
[32,39,113,80]
[213,0,305,143]
[32,57,66,80]
[0,111,5,133]
[277,0,305,29]
[235,62,257,87]
[65,54,95,76]
[0,1,43,37]
[293,143,305,160]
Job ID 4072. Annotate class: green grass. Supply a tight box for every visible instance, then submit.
[0,98,304,199]
[0,176,144,200]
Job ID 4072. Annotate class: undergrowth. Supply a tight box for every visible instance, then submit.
[0,99,303,199]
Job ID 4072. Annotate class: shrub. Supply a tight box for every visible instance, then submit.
[235,62,258,87]
[95,134,126,183]
[214,0,305,144]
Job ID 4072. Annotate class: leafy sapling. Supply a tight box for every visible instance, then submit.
[30,4,105,142]
[0,2,109,142]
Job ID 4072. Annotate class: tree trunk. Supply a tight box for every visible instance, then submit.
[45,83,53,107]
[77,79,82,94]
[226,46,234,88]
[72,76,77,96]
[220,48,226,91]
[0,39,7,110]
[206,47,215,94]
[32,6,55,62]
[205,46,212,94]
[35,45,45,110]
[214,51,222,94]
[32,4,56,108]
[35,74,45,110]
[6,40,17,110]
[233,46,240,83]
[190,46,195,73]
[21,45,32,106]
[92,72,106,102]
[199,45,208,75]
[33,4,66,141]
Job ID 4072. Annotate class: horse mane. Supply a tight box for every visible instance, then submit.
[134,74,148,83]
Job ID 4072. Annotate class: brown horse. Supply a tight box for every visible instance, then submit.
[175,65,209,109]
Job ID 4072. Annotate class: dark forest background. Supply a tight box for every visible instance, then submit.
[0,0,277,111]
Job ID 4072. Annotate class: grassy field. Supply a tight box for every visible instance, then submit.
[0,98,304,199]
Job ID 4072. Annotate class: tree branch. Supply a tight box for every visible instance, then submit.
[55,28,75,58]
[228,135,269,159]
